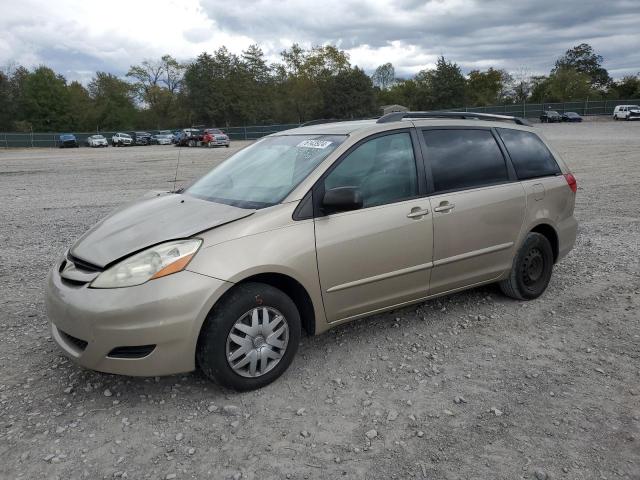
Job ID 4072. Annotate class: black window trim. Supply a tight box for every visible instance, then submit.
[494,127,562,181]
[417,126,519,197]
[307,127,427,218]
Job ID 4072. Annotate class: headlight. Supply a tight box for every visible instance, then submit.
[90,239,202,289]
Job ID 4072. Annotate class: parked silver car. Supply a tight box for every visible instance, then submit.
[87,135,108,147]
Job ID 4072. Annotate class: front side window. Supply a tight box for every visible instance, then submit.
[186,134,346,209]
[423,129,508,192]
[323,132,418,208]
[497,128,560,180]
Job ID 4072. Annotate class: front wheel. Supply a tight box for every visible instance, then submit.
[499,232,554,300]
[197,282,301,391]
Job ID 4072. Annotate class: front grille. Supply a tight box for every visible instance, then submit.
[60,330,88,351]
[107,345,156,359]
[67,254,102,273]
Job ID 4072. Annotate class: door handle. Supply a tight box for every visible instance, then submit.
[407,208,430,218]
[434,203,456,213]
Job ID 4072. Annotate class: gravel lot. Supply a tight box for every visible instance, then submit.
[1,121,639,480]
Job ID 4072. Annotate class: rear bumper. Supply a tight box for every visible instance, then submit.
[45,263,232,376]
[557,215,578,262]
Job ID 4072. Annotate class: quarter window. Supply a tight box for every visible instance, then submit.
[423,129,509,192]
[324,132,418,208]
[497,128,560,180]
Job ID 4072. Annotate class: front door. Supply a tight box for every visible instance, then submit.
[314,130,433,322]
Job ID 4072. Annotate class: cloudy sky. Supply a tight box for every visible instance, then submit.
[0,0,638,82]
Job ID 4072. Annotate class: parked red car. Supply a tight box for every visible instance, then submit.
[202,128,231,148]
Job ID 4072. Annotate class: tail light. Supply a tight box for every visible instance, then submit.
[564,173,577,193]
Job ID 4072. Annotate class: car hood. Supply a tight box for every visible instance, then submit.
[70,193,255,268]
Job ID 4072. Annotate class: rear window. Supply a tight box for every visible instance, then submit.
[497,129,560,180]
[423,129,509,193]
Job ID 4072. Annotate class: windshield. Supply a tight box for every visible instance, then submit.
[185,134,346,209]
[630,105,640,110]
[93,135,105,139]
[120,133,131,138]
[548,111,559,115]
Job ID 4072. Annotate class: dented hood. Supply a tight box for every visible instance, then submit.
[70,193,254,268]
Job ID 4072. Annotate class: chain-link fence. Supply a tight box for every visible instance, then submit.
[455,98,640,119]
[1,99,639,148]
[0,124,302,148]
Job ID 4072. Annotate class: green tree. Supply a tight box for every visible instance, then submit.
[239,45,274,124]
[613,75,640,99]
[66,81,93,131]
[88,72,136,130]
[529,68,596,103]
[20,66,71,131]
[417,57,467,109]
[0,70,11,130]
[466,68,512,106]
[554,43,611,89]
[321,67,375,118]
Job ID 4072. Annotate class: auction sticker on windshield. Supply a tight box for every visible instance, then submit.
[297,140,333,149]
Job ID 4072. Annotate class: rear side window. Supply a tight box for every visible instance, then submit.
[422,129,508,193]
[497,129,560,180]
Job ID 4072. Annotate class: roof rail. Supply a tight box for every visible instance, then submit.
[377,111,532,126]
[299,118,339,127]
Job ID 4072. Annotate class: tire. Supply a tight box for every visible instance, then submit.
[188,139,196,147]
[197,282,301,391]
[499,232,554,300]
[225,144,230,148]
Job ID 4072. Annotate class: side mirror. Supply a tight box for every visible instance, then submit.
[322,186,363,214]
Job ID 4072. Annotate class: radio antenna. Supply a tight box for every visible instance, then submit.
[172,143,182,192]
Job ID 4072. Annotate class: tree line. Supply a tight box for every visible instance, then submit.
[0,42,638,133]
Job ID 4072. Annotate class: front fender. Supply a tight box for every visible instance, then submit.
[186,219,328,333]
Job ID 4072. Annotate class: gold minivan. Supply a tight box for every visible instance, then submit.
[46,112,578,390]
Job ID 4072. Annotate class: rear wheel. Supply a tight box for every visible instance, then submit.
[197,282,301,391]
[499,232,554,300]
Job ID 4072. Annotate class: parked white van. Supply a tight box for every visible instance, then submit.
[613,105,640,120]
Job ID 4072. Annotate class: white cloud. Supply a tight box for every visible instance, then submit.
[0,0,638,82]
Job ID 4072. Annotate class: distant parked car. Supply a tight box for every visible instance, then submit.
[175,128,203,147]
[613,105,640,121]
[58,134,79,148]
[203,128,230,148]
[112,132,133,146]
[131,131,152,145]
[87,134,109,147]
[151,134,173,145]
[561,112,583,123]
[540,110,561,123]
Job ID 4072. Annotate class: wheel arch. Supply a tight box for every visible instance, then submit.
[199,272,317,338]
[530,223,559,263]
[235,273,317,336]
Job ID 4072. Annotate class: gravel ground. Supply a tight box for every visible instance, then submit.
[1,121,639,480]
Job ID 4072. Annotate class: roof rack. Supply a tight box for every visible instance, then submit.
[299,118,340,127]
[299,117,376,127]
[377,111,532,126]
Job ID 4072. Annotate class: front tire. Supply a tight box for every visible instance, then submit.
[197,282,301,391]
[499,232,554,300]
